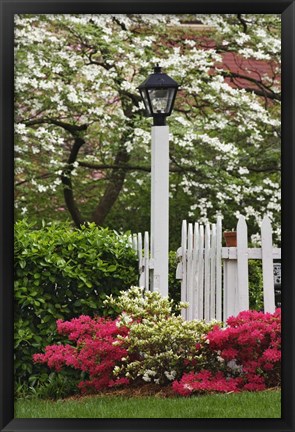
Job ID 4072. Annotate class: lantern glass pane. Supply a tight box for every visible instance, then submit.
[165,88,177,114]
[148,88,170,114]
[140,89,151,115]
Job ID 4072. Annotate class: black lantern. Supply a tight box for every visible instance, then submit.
[138,64,179,126]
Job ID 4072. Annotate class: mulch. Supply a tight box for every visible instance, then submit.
[66,383,177,401]
[64,384,281,402]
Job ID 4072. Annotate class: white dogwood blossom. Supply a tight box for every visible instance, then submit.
[14,14,281,244]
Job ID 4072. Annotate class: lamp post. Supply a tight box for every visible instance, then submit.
[138,65,179,296]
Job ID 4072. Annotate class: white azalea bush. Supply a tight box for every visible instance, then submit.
[104,287,219,385]
[104,285,186,319]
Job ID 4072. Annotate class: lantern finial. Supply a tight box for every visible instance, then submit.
[154,64,161,73]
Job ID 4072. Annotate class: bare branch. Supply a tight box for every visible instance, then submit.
[221,70,281,101]
[23,118,89,135]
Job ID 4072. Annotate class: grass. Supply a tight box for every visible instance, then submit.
[15,389,281,418]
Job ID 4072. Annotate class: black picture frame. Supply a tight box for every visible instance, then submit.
[1,1,294,431]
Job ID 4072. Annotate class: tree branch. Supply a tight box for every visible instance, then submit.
[237,14,249,33]
[221,70,281,101]
[78,161,151,172]
[23,118,88,134]
[78,160,200,174]
[247,165,280,173]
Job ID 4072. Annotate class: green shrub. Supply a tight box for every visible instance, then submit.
[15,372,81,401]
[168,251,181,307]
[248,260,264,310]
[14,219,138,385]
[32,372,81,400]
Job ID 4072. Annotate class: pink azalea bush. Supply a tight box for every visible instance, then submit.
[172,308,281,396]
[33,315,130,393]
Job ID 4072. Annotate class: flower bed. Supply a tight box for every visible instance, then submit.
[33,287,281,398]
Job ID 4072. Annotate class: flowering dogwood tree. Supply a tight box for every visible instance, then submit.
[15,14,281,244]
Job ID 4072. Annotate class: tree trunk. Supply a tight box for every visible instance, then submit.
[61,136,86,227]
[91,146,130,225]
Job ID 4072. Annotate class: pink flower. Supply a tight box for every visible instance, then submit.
[33,315,130,393]
[174,308,281,396]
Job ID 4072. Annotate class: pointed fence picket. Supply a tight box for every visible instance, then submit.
[176,215,281,322]
[261,217,276,313]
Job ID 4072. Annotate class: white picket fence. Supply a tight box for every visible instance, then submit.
[175,217,222,321]
[130,231,152,291]
[176,215,281,322]
[130,214,281,322]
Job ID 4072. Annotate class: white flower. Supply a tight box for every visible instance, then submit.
[15,123,28,135]
[142,374,151,382]
[238,167,249,175]
[119,312,133,325]
[184,384,193,391]
[31,146,40,154]
[113,366,120,374]
[164,370,177,381]
[227,359,243,372]
[37,184,47,193]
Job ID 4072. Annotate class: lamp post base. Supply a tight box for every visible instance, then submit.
[153,115,166,126]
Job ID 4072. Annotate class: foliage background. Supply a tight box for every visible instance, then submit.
[14,14,281,248]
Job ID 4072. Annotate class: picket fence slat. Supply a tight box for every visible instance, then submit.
[236,216,249,313]
[261,216,276,313]
[192,223,199,320]
[187,224,194,320]
[144,231,150,292]
[223,254,236,321]
[197,224,204,320]
[181,220,187,320]
[216,216,222,321]
[132,233,138,252]
[138,232,144,288]
[204,224,210,322]
[210,224,216,321]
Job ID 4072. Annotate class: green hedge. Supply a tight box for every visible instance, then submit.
[14,220,138,385]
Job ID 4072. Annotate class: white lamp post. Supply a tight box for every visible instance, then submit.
[138,65,179,296]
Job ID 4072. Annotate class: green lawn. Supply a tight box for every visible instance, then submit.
[15,390,281,418]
